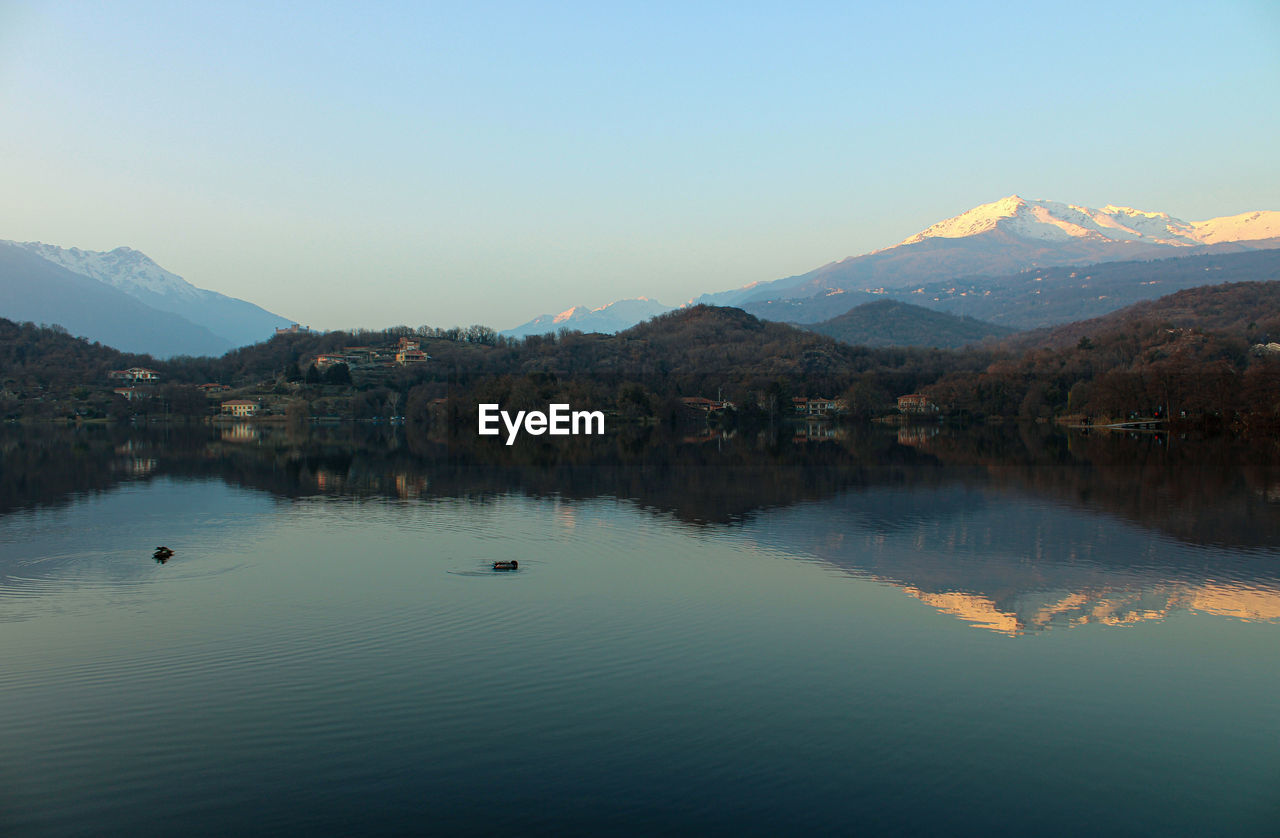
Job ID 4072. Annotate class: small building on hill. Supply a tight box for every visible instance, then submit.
[220,399,259,417]
[315,354,356,368]
[109,367,161,383]
[395,348,429,364]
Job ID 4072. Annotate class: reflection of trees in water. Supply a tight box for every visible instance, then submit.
[5,422,1278,634]
[895,426,1280,551]
[3,423,1279,553]
[751,480,1280,634]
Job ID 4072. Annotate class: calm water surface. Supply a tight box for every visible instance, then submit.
[1,425,1277,836]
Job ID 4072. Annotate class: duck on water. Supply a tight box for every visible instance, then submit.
[492,560,518,571]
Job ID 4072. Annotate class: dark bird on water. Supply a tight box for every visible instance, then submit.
[154,546,174,562]
[492,560,518,571]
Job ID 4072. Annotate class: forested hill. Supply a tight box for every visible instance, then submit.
[925,280,1280,425]
[0,306,967,386]
[0,318,151,388]
[1005,280,1280,351]
[804,299,1016,349]
[904,247,1280,330]
[5,286,1280,428]
[490,305,972,395]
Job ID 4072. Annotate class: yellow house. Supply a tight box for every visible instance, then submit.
[220,399,259,417]
[395,349,428,364]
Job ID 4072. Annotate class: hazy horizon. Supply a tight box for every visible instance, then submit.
[2,1,1277,330]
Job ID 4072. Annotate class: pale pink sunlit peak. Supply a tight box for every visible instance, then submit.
[553,305,590,323]
[897,196,1280,248]
[1188,211,1280,244]
[896,580,1280,636]
[503,297,673,338]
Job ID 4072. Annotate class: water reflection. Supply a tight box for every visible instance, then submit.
[892,577,1279,635]
[2,423,1278,636]
[747,473,1280,635]
[220,423,259,443]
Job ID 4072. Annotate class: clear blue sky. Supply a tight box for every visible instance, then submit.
[1,1,1277,330]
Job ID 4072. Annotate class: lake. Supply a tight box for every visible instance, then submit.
[1,423,1277,836]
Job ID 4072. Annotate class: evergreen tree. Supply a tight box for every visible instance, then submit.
[323,363,352,385]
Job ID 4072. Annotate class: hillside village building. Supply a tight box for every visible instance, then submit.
[220,399,259,417]
[314,354,357,368]
[395,348,429,364]
[109,367,161,383]
[394,337,429,364]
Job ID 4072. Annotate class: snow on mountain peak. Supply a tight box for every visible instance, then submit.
[502,298,673,338]
[11,240,204,301]
[1100,205,1170,219]
[892,197,1276,248]
[1188,210,1280,244]
[895,195,1030,245]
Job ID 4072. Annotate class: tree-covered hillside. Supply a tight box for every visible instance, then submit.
[1006,280,1280,351]
[804,299,1016,349]
[4,283,1279,431]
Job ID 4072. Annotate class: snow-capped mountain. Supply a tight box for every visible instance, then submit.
[17,242,205,301]
[0,242,234,357]
[5,240,294,350]
[895,196,1280,248]
[502,297,672,338]
[503,197,1280,335]
[691,196,1280,320]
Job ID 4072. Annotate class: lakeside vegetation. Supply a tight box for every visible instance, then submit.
[2,280,1279,432]
[5,421,1280,549]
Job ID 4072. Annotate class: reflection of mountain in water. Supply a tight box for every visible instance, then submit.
[893,583,1280,635]
[2,423,1278,634]
[745,484,1280,635]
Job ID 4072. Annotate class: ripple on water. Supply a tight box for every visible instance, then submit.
[1,475,1279,836]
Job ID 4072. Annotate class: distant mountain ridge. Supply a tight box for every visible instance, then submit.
[502,197,1280,337]
[501,297,672,338]
[1005,279,1280,352]
[19,242,205,301]
[894,197,1280,247]
[804,299,1017,349]
[895,248,1280,330]
[695,196,1280,312]
[0,243,234,357]
[0,240,295,357]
